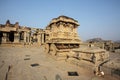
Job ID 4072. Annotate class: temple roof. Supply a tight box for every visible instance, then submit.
[52,15,78,22]
[49,15,80,26]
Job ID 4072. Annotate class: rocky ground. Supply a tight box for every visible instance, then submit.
[0,46,119,80]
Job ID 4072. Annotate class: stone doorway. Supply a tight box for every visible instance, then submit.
[0,31,3,44]
[9,31,14,42]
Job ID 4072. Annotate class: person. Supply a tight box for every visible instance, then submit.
[100,71,104,77]
[93,70,104,78]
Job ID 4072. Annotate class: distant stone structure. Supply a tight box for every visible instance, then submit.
[0,20,46,46]
[86,38,120,52]
[31,28,45,45]
[0,20,31,45]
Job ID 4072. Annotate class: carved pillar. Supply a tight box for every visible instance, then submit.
[41,33,44,44]
[28,32,30,42]
[14,32,19,43]
[37,34,41,45]
[26,32,29,43]
[102,43,105,49]
[24,32,26,43]
[2,33,7,43]
[29,32,31,43]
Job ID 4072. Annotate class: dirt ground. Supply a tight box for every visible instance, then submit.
[0,46,119,80]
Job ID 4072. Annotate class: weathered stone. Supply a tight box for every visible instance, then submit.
[0,20,31,46]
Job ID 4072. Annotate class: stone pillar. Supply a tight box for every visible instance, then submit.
[94,53,101,75]
[2,33,7,43]
[28,33,30,43]
[37,34,41,45]
[24,32,26,43]
[26,32,30,43]
[29,33,31,43]
[14,33,19,43]
[110,43,113,51]
[26,32,29,43]
[41,33,44,44]
[102,43,104,49]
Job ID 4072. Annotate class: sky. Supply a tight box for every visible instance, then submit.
[0,0,120,41]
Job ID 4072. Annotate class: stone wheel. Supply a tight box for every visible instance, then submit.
[50,44,57,56]
[45,44,49,53]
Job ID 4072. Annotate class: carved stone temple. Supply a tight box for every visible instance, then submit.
[0,20,31,45]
